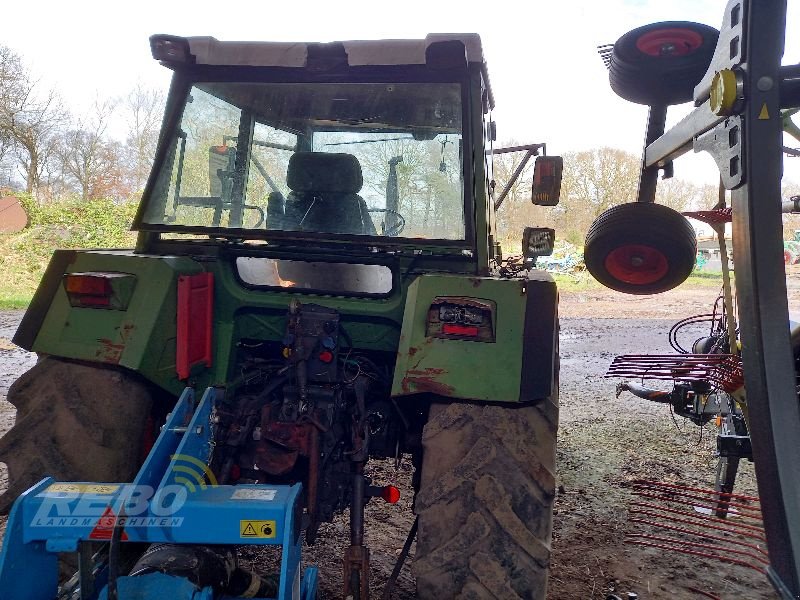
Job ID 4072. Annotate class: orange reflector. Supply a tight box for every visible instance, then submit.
[65,274,112,296]
[442,324,480,337]
[381,485,401,504]
[715,415,723,428]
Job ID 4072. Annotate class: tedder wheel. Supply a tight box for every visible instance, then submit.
[609,21,719,105]
[0,357,155,513]
[584,202,697,295]
[413,396,558,599]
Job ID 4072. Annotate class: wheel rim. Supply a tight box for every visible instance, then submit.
[635,28,704,57]
[604,244,669,285]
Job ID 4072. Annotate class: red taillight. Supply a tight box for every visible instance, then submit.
[65,274,112,296]
[318,350,334,364]
[64,274,113,308]
[442,324,480,337]
[62,272,136,310]
[381,485,401,504]
[74,295,112,307]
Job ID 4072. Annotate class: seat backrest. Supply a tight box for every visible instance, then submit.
[283,152,374,235]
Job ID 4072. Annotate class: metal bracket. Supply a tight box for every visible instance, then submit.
[694,116,744,188]
[491,143,545,211]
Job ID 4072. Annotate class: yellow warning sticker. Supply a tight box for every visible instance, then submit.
[43,483,119,495]
[240,520,277,539]
[758,103,770,120]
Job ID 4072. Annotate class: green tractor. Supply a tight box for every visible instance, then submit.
[3,34,561,598]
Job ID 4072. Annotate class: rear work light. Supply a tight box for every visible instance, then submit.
[149,35,195,64]
[426,297,496,342]
[63,272,137,310]
[442,324,480,337]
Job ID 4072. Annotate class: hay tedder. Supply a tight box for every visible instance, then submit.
[0,33,563,600]
[587,1,800,597]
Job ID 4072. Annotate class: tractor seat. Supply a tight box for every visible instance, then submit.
[282,152,377,235]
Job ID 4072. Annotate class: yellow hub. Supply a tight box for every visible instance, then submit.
[710,69,739,116]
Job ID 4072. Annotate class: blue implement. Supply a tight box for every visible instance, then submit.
[0,388,318,600]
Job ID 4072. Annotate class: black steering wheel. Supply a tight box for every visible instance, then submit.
[367,208,406,237]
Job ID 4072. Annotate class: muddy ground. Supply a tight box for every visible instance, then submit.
[0,283,796,599]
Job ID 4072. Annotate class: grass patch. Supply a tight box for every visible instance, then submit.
[551,269,725,292]
[0,294,32,310]
[0,196,138,312]
[685,270,726,287]
[550,272,601,291]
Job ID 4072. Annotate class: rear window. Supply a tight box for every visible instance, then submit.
[236,257,393,295]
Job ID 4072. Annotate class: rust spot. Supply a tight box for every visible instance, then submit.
[408,346,419,357]
[400,367,454,396]
[407,368,446,376]
[401,376,455,396]
[96,338,124,364]
[469,278,483,288]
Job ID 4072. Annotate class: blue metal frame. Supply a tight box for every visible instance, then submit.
[0,388,318,600]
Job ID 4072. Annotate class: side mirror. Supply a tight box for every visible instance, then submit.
[532,156,563,206]
[522,227,555,261]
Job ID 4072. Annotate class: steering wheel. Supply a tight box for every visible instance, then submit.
[367,208,406,237]
[243,203,265,228]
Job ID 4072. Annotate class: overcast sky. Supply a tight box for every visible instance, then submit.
[3,0,799,188]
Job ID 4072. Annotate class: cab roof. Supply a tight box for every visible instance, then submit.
[150,33,494,108]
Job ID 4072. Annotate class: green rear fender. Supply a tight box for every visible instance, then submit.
[390,273,558,403]
[13,250,204,396]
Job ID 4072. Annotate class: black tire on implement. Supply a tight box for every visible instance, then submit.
[0,357,154,513]
[413,397,558,599]
[609,21,719,106]
[584,202,697,295]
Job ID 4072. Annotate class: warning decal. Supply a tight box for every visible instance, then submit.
[240,520,277,539]
[231,488,277,501]
[42,483,119,495]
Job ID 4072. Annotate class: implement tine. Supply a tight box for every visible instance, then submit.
[625,478,769,579]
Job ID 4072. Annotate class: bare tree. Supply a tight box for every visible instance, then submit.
[124,83,165,193]
[0,46,24,168]
[57,97,126,200]
[0,45,66,199]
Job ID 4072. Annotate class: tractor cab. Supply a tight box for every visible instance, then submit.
[2,32,563,600]
[136,35,485,266]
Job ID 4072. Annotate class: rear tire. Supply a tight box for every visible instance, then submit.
[584,202,697,295]
[609,21,719,105]
[413,397,558,599]
[0,358,154,513]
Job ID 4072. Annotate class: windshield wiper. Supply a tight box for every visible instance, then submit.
[323,136,412,146]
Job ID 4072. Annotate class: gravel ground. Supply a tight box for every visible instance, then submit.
[0,282,794,599]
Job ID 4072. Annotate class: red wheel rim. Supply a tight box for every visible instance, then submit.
[636,28,704,57]
[605,244,669,285]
